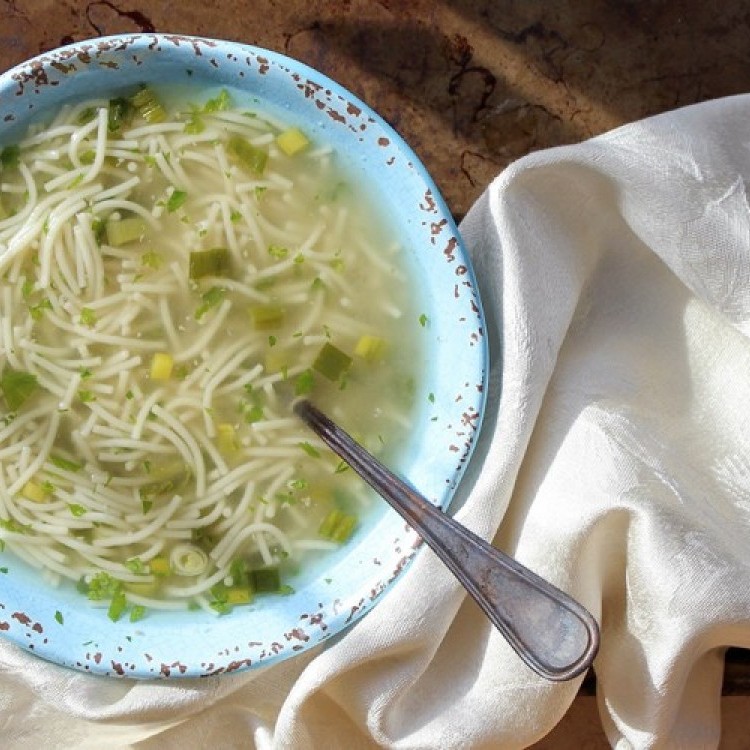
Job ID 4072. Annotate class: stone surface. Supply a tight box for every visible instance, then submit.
[2,1,750,217]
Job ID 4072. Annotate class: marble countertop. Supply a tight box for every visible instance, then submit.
[1,0,748,695]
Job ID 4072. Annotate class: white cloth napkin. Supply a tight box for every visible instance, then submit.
[3,94,750,749]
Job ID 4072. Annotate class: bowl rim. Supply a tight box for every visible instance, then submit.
[0,32,489,678]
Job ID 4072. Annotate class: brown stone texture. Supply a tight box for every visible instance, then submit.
[2,0,749,218]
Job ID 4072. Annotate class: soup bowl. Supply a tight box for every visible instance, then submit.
[0,34,487,677]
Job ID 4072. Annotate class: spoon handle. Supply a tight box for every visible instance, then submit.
[294,400,599,681]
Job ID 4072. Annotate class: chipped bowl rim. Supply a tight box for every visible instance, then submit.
[0,33,488,678]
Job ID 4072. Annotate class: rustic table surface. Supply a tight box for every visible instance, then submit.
[1,0,749,703]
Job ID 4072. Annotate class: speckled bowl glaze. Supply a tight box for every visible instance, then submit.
[0,34,487,678]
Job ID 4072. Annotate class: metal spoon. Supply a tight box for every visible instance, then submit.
[294,399,600,682]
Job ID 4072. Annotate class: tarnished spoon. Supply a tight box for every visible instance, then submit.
[294,399,600,682]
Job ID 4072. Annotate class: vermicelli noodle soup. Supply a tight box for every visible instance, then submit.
[0,87,424,620]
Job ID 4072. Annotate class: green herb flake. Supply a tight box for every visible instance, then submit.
[268,244,288,260]
[268,335,277,347]
[166,189,188,213]
[125,557,147,575]
[299,441,320,458]
[184,112,205,134]
[54,610,64,625]
[0,567,7,574]
[229,209,242,223]
[419,313,429,327]
[428,392,435,403]
[141,499,153,514]
[294,369,315,396]
[125,390,134,400]
[79,307,97,327]
[107,589,127,622]
[68,503,87,517]
[195,286,226,320]
[334,460,349,474]
[1,368,38,411]
[78,390,96,404]
[0,518,29,534]
[86,571,120,601]
[202,88,232,113]
[129,604,146,623]
[50,455,82,473]
[29,298,52,321]
[243,404,264,424]
[91,218,106,246]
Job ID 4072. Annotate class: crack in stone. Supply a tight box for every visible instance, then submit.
[84,1,156,36]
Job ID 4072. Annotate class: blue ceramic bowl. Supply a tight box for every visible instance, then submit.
[0,34,487,678]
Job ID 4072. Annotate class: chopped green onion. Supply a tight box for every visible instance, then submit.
[170,543,208,576]
[1,368,38,411]
[227,135,268,175]
[106,216,147,246]
[189,247,231,279]
[131,87,167,123]
[141,251,162,269]
[229,558,248,585]
[0,145,20,169]
[22,480,50,503]
[78,390,95,403]
[202,88,232,113]
[149,556,170,576]
[77,107,97,125]
[250,567,281,593]
[249,303,285,329]
[354,335,387,362]
[107,97,133,132]
[166,189,187,212]
[68,503,87,517]
[150,352,173,380]
[54,610,64,625]
[276,127,310,156]
[50,455,81,472]
[419,313,429,327]
[319,509,357,543]
[312,342,352,381]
